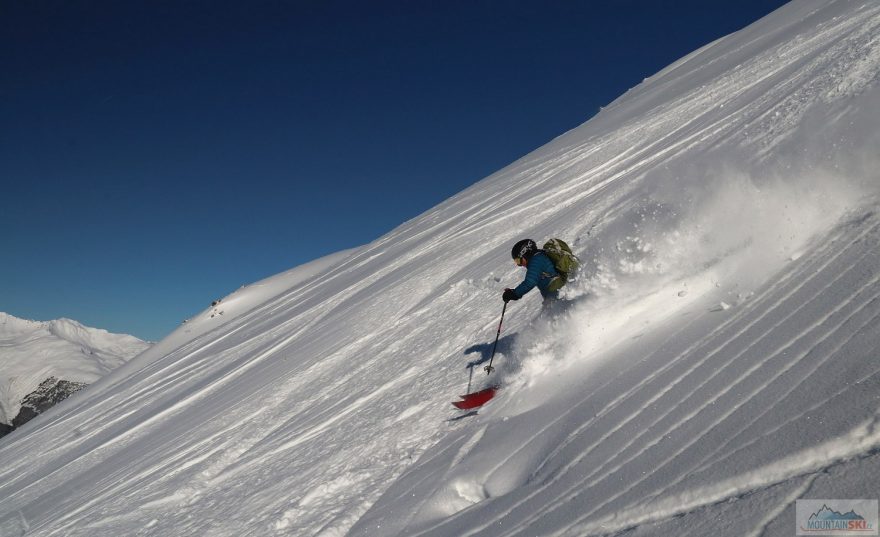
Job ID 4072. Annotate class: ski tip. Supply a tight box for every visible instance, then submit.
[452,386,498,410]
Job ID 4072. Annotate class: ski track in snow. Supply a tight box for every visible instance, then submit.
[397,206,880,537]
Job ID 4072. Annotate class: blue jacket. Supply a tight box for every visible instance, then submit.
[514,252,559,299]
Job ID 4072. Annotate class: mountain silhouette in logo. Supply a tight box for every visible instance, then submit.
[809,505,865,521]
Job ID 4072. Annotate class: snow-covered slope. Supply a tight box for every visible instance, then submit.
[1,1,879,536]
[0,313,150,426]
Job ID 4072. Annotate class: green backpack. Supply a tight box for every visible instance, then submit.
[542,238,580,292]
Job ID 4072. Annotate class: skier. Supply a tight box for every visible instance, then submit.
[502,239,564,306]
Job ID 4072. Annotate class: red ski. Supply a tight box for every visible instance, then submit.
[452,386,498,410]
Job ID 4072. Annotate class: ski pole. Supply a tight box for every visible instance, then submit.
[484,301,507,374]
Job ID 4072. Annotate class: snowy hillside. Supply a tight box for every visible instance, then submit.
[0,313,150,428]
[1,1,879,536]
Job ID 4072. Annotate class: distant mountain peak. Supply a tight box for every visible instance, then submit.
[0,312,150,429]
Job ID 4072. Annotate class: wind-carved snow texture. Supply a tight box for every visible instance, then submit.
[2,1,880,537]
[368,207,880,537]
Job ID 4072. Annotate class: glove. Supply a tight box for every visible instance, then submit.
[502,288,520,303]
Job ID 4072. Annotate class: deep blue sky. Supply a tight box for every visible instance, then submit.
[2,0,789,341]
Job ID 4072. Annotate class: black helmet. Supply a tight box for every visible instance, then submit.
[511,239,537,261]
